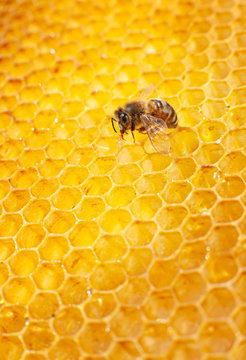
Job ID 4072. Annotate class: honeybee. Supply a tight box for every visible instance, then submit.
[111,88,178,154]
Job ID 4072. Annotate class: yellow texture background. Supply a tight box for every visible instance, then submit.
[0,0,246,359]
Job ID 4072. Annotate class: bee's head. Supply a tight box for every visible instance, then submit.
[112,108,130,134]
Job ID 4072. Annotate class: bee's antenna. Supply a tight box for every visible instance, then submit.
[111,118,117,133]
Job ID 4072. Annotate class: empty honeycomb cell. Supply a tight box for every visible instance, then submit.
[212,200,243,222]
[216,176,245,198]
[142,289,175,321]
[46,139,73,158]
[6,121,33,139]
[23,199,51,223]
[29,292,59,320]
[182,215,212,240]
[0,238,15,260]
[152,231,182,258]
[69,221,99,248]
[200,322,235,353]
[166,158,196,180]
[72,64,95,83]
[99,208,132,233]
[0,113,12,131]
[170,128,199,156]
[222,128,246,150]
[139,323,173,356]
[79,322,112,355]
[207,225,238,252]
[192,166,221,188]
[2,77,23,95]
[163,181,192,204]
[0,213,23,237]
[53,306,84,336]
[117,145,145,164]
[33,263,65,290]
[171,304,202,336]
[59,165,88,186]
[205,80,230,99]
[0,95,17,112]
[178,241,207,270]
[179,88,205,106]
[109,341,140,360]
[16,224,45,249]
[135,173,165,195]
[106,185,135,207]
[149,259,178,288]
[0,305,26,334]
[201,288,236,319]
[198,120,226,142]
[52,119,79,139]
[9,250,39,276]
[63,249,96,276]
[19,85,43,102]
[201,99,227,119]
[174,272,206,302]
[39,236,69,261]
[0,336,24,360]
[162,61,185,78]
[130,195,162,220]
[3,189,30,212]
[157,205,188,230]
[68,146,96,166]
[12,102,37,120]
[23,321,54,351]
[110,306,143,338]
[76,197,105,220]
[3,277,35,305]
[59,276,90,305]
[111,164,141,184]
[0,139,24,160]
[227,87,246,106]
[158,79,183,97]
[0,160,17,179]
[31,178,59,198]
[90,263,126,291]
[116,276,150,306]
[219,151,246,174]
[195,143,225,165]
[51,187,81,209]
[184,70,209,88]
[44,210,76,233]
[48,339,80,360]
[123,248,152,277]
[82,176,111,196]
[73,127,99,147]
[94,234,127,261]
[25,130,51,149]
[84,293,117,319]
[187,190,217,214]
[206,254,238,283]
[33,109,57,130]
[18,149,46,167]
[228,69,246,87]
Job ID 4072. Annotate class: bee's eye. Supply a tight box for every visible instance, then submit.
[120,113,128,123]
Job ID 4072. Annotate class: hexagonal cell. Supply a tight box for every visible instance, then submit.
[23,199,51,223]
[48,339,80,360]
[29,292,59,320]
[178,241,207,270]
[0,214,23,237]
[212,200,243,222]
[198,120,226,142]
[106,185,136,207]
[182,215,212,240]
[152,231,182,257]
[38,236,69,261]
[157,205,188,230]
[135,173,166,195]
[222,128,246,150]
[174,272,206,303]
[195,143,224,165]
[117,145,145,164]
[51,187,82,209]
[186,190,217,214]
[122,248,152,277]
[202,287,236,319]
[99,208,132,233]
[90,263,126,291]
[215,176,245,198]
[162,181,192,204]
[108,341,140,360]
[139,323,173,356]
[207,225,239,252]
[0,336,24,360]
[63,249,96,276]
[184,69,209,87]
[171,305,202,336]
[130,195,162,220]
[140,153,172,172]
[171,128,199,156]
[0,305,26,333]
[191,166,221,188]
[53,306,84,336]
[31,178,59,198]
[200,322,235,353]
[110,306,143,338]
[201,99,227,119]
[38,159,65,178]
[205,254,238,283]
[3,277,35,305]
[33,263,65,290]
[149,259,178,288]
[116,277,150,306]
[75,197,105,220]
[59,276,90,305]
[224,105,246,127]
[69,221,99,247]
[125,220,156,246]
[0,238,15,260]
[8,250,38,276]
[167,339,201,360]
[165,157,197,180]
[44,210,76,233]
[205,80,230,99]
[111,163,141,184]
[84,293,117,319]
[142,289,175,320]
[94,234,127,261]
[23,321,54,351]
[79,322,112,355]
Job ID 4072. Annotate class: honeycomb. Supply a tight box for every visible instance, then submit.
[0,0,246,358]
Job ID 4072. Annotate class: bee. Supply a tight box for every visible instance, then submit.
[111,88,178,154]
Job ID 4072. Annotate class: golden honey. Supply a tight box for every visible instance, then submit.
[0,0,246,359]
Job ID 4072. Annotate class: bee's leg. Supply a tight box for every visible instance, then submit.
[138,126,147,134]
[130,130,135,143]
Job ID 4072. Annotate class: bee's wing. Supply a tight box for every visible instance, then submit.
[140,114,170,154]
[134,84,156,101]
